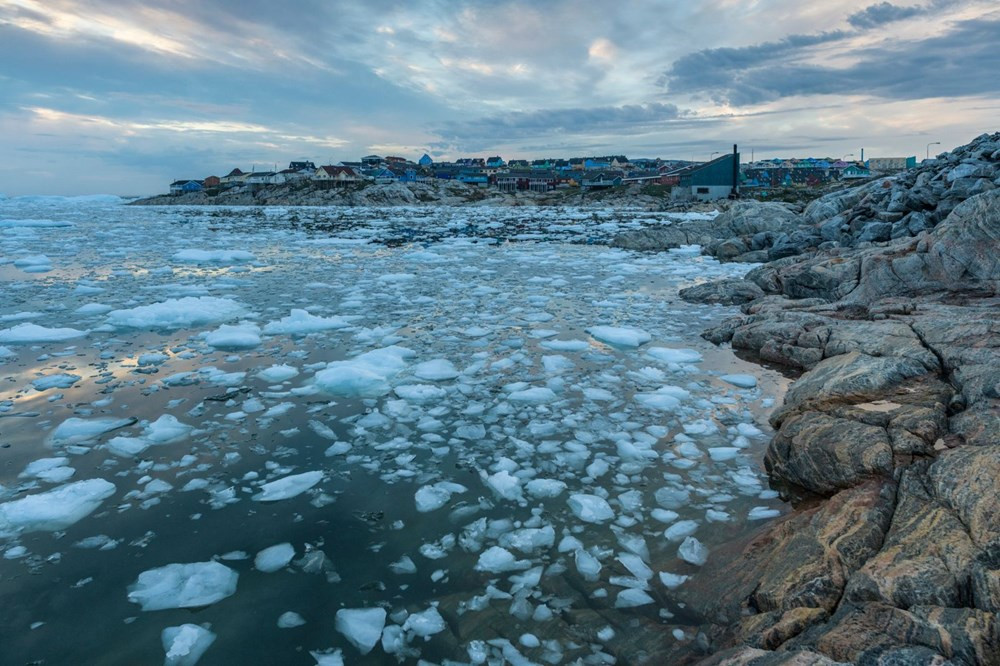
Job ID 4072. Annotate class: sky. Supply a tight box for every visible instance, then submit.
[1,0,998,195]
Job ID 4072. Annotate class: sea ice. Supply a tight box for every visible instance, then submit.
[586,325,652,347]
[172,249,255,264]
[0,478,115,535]
[615,589,655,608]
[255,543,296,572]
[257,364,299,383]
[0,323,87,343]
[252,471,323,502]
[403,606,446,638]
[677,536,709,566]
[203,323,261,349]
[162,623,216,666]
[415,481,468,512]
[567,494,615,523]
[262,309,356,334]
[32,373,81,390]
[413,359,459,380]
[127,561,238,611]
[720,374,758,388]
[475,546,531,573]
[51,416,135,444]
[313,346,414,398]
[508,387,557,404]
[277,611,306,628]
[659,571,690,589]
[645,347,703,364]
[107,297,247,329]
[334,607,386,655]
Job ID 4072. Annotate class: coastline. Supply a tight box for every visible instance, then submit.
[661,133,1000,665]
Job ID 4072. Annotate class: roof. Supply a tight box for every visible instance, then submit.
[319,165,358,176]
[224,168,244,177]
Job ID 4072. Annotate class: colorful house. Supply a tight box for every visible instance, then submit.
[418,154,434,167]
[313,165,360,186]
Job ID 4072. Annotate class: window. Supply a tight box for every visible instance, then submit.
[696,187,709,194]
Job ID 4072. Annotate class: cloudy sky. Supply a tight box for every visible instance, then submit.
[1,0,998,195]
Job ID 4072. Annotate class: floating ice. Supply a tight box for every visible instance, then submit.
[277,611,306,628]
[31,373,81,390]
[310,649,344,666]
[313,346,414,398]
[252,471,323,502]
[567,494,615,523]
[0,323,87,344]
[524,478,567,498]
[708,447,740,461]
[145,415,193,444]
[127,561,239,611]
[615,589,655,608]
[19,457,74,483]
[664,520,699,542]
[257,364,299,383]
[172,249,255,264]
[748,506,781,520]
[413,358,459,381]
[539,339,590,351]
[162,623,216,666]
[475,546,531,573]
[51,417,135,444]
[403,606,446,638]
[255,543,296,572]
[203,323,261,349]
[262,309,356,335]
[75,303,112,315]
[481,470,524,503]
[14,254,52,272]
[107,297,247,329]
[334,607,386,655]
[415,481,468,512]
[720,374,757,388]
[586,325,651,347]
[508,387,557,404]
[659,571,690,589]
[645,347,703,364]
[677,536,708,566]
[0,479,115,535]
[394,384,447,402]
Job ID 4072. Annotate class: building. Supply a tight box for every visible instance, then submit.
[581,172,623,189]
[313,165,360,187]
[361,155,383,168]
[289,160,315,171]
[842,164,872,179]
[486,156,504,168]
[868,156,917,173]
[219,169,246,186]
[418,154,433,167]
[169,179,203,194]
[671,147,740,201]
[202,175,220,189]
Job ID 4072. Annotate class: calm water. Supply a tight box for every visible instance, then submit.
[0,197,788,665]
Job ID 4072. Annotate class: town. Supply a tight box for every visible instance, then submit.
[167,147,919,202]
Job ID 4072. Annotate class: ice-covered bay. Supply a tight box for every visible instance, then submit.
[0,197,788,664]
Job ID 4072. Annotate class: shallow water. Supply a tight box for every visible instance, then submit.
[0,197,789,665]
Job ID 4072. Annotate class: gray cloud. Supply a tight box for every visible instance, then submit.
[662,15,1000,106]
[847,2,925,28]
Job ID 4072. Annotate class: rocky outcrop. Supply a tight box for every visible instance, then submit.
[612,200,809,261]
[679,279,766,305]
[676,134,1000,665]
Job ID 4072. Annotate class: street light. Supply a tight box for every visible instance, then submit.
[926,141,941,160]
[710,151,720,161]
[842,153,854,162]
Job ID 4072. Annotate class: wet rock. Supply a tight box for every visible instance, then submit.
[858,222,893,243]
[680,279,766,305]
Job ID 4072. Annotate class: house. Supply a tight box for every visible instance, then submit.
[496,170,555,192]
[418,154,434,167]
[172,180,203,194]
[569,157,585,170]
[313,165,360,187]
[842,164,872,179]
[457,169,489,186]
[671,147,740,201]
[368,167,399,184]
[486,156,504,168]
[361,155,383,168]
[581,171,623,189]
[169,180,187,195]
[508,159,529,168]
[246,171,277,185]
[289,160,315,171]
[868,156,916,173]
[220,168,246,186]
[202,175,220,189]
[584,158,610,170]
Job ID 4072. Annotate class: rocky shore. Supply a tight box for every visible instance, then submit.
[132,178,719,212]
[666,133,1000,664]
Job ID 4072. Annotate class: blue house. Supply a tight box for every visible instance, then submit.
[584,159,610,170]
[418,154,433,167]
[180,180,204,193]
[457,170,488,186]
[486,156,504,168]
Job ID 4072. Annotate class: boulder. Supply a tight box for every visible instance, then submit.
[680,279,766,305]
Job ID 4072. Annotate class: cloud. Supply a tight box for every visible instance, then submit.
[847,2,925,28]
[662,14,1000,106]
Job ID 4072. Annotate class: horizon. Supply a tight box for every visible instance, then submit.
[2,0,998,196]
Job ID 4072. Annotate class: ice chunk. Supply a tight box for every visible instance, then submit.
[475,546,531,573]
[403,606,446,638]
[252,471,323,502]
[645,347,703,364]
[0,323,87,344]
[539,339,590,351]
[144,415,192,444]
[664,520,699,542]
[257,364,299,383]
[677,536,708,566]
[586,325,651,347]
[107,297,247,329]
[748,506,781,520]
[255,543,295,572]
[31,373,81,390]
[334,607,386,655]
[277,611,306,628]
[708,447,740,461]
[659,571,690,589]
[75,303,112,315]
[508,387,557,404]
[162,623,216,666]
[0,479,115,535]
[634,385,690,412]
[481,470,523,503]
[413,359,459,381]
[567,494,615,523]
[617,553,653,581]
[720,374,757,389]
[313,346,413,398]
[524,478,567,498]
[574,549,602,580]
[389,555,417,574]
[203,323,261,349]
[310,649,344,666]
[394,384,447,402]
[262,309,356,335]
[415,481,468,512]
[615,589,655,608]
[127,561,238,610]
[172,249,255,264]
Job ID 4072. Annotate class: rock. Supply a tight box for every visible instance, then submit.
[680,279,766,305]
[765,413,893,496]
[858,222,892,243]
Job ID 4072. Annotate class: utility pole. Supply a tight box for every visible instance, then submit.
[926,141,940,160]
